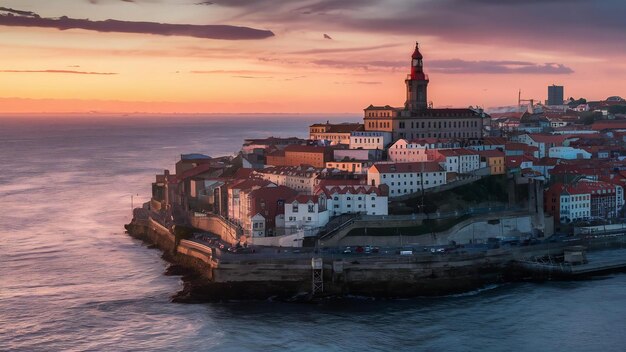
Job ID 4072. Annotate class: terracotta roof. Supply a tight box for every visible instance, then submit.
[505,142,539,152]
[287,194,320,204]
[592,120,626,131]
[371,161,444,173]
[170,163,219,183]
[477,149,505,158]
[315,184,388,197]
[574,179,616,195]
[482,137,507,145]
[528,134,568,145]
[506,155,535,168]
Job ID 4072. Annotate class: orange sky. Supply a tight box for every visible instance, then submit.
[0,1,624,114]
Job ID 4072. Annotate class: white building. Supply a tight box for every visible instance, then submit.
[349,131,392,150]
[559,190,591,223]
[284,194,330,231]
[548,147,592,160]
[387,139,432,162]
[433,149,481,174]
[317,185,388,216]
[367,162,446,198]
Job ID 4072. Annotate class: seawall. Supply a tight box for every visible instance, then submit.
[125,215,626,302]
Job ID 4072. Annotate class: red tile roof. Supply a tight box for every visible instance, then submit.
[476,149,505,158]
[592,120,626,131]
[528,134,568,145]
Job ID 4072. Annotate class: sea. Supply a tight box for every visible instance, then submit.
[1,115,625,352]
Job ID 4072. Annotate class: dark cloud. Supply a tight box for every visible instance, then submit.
[291,43,400,55]
[294,0,378,14]
[195,1,214,5]
[0,11,274,40]
[0,7,40,17]
[311,59,405,70]
[428,59,574,74]
[210,0,625,56]
[311,57,573,75]
[339,0,626,55]
[0,69,117,75]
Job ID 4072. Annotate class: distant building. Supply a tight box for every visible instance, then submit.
[349,131,392,150]
[309,122,364,144]
[265,145,334,168]
[547,85,564,106]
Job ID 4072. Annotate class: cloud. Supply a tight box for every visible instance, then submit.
[0,69,117,75]
[0,7,40,17]
[0,11,274,40]
[428,59,574,74]
[311,59,405,70]
[338,0,626,55]
[323,33,332,40]
[232,75,273,79]
[356,81,382,85]
[290,43,400,55]
[190,69,274,74]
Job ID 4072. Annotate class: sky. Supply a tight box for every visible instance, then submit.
[0,0,625,114]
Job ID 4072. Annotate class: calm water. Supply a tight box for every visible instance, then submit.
[1,115,625,352]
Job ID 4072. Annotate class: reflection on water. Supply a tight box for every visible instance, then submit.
[1,116,625,352]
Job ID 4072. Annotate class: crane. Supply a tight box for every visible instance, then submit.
[518,89,540,113]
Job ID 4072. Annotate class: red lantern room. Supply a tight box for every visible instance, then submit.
[410,42,426,80]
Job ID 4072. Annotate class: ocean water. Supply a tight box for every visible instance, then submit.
[1,115,625,352]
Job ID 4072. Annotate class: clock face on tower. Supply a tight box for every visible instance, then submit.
[412,58,418,66]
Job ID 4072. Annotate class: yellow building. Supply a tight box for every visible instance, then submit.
[325,160,370,174]
[477,150,505,175]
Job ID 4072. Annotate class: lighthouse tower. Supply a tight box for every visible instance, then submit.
[405,42,429,111]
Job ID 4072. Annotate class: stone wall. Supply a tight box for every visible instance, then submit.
[190,214,240,246]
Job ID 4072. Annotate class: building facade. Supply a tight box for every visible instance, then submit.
[349,131,392,150]
[367,161,446,198]
[309,122,364,145]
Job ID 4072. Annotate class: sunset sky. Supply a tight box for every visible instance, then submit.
[1,0,625,114]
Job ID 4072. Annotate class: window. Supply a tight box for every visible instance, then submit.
[307,217,312,221]
[308,204,315,213]
[292,203,299,212]
[347,204,351,208]
[371,204,376,207]
[334,204,339,208]
[347,197,352,200]
[358,197,362,200]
